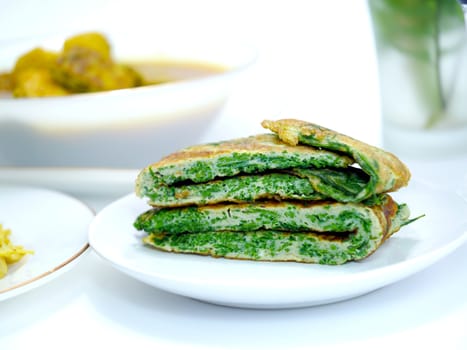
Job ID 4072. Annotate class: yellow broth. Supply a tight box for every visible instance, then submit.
[128,60,227,85]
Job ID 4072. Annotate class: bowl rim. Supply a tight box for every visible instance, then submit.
[0,31,257,131]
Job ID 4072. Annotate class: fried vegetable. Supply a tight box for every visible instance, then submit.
[1,32,143,97]
[0,224,33,278]
[0,72,13,91]
[0,257,7,278]
[52,46,142,92]
[12,48,59,83]
[13,68,69,97]
[62,32,111,59]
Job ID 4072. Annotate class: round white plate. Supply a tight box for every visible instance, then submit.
[88,179,467,309]
[0,186,94,301]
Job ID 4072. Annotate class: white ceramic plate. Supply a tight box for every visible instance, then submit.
[0,185,94,301]
[88,179,467,309]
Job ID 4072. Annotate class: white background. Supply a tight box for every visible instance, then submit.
[1,1,467,349]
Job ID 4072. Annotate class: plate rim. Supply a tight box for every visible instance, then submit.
[88,178,467,307]
[0,243,90,296]
[0,185,94,300]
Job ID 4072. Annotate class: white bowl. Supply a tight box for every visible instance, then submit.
[0,31,256,168]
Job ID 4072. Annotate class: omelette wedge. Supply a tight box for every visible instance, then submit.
[134,119,417,265]
[136,194,409,264]
[136,133,356,206]
[262,119,411,201]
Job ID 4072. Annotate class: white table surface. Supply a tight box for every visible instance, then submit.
[1,1,467,349]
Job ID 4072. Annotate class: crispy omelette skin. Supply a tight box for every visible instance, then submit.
[136,120,410,207]
[262,119,411,201]
[138,195,410,264]
[137,134,353,185]
[133,118,416,265]
[135,134,356,206]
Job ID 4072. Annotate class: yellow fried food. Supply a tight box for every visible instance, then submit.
[2,31,143,98]
[12,48,59,83]
[13,68,69,97]
[0,224,33,279]
[54,31,141,92]
[0,72,13,91]
[63,32,111,59]
[52,46,142,92]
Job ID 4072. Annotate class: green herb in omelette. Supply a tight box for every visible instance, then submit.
[133,119,419,265]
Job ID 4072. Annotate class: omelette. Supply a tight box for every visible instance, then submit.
[134,119,416,265]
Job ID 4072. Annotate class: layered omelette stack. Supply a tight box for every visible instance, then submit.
[134,119,414,265]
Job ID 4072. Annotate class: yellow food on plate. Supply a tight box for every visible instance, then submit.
[0,72,13,91]
[0,224,33,278]
[51,46,142,93]
[62,32,111,59]
[1,31,143,98]
[0,31,229,99]
[12,47,59,82]
[13,68,69,97]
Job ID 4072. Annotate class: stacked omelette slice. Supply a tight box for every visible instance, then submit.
[134,119,414,265]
